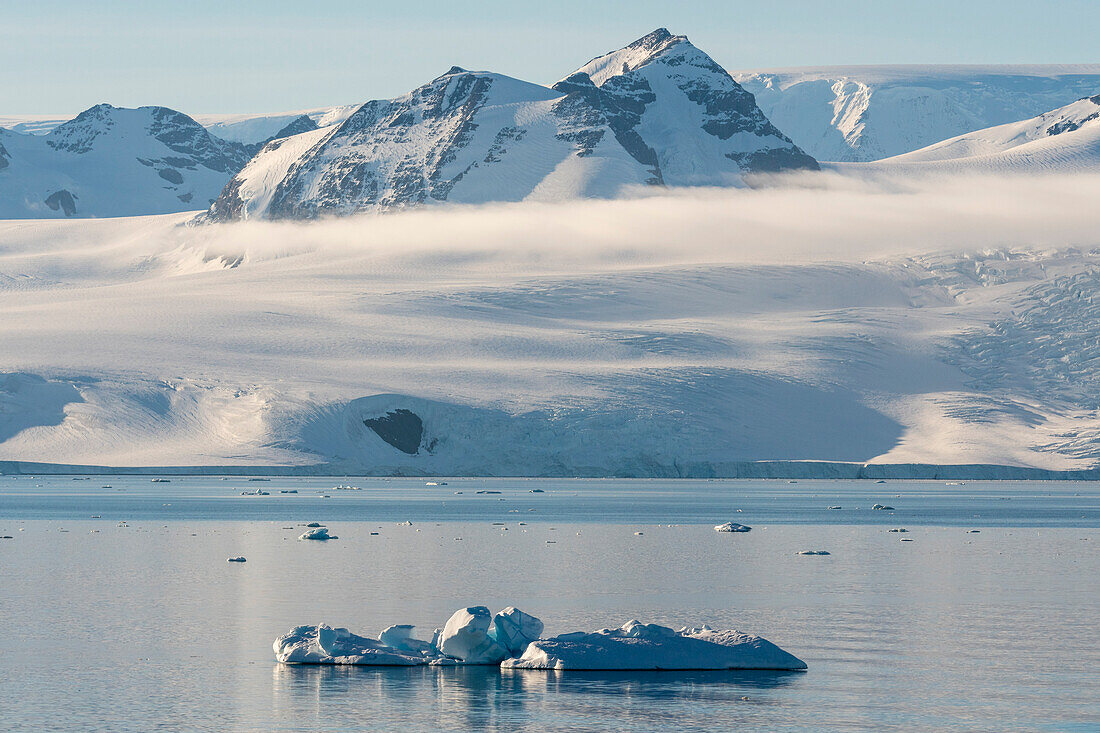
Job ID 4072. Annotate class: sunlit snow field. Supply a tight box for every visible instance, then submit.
[1,476,1097,731]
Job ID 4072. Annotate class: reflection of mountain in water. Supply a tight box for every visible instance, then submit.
[271,663,801,729]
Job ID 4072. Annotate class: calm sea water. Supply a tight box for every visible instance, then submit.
[1,477,1097,732]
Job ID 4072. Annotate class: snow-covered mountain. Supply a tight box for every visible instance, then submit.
[734,65,1100,162]
[205,29,817,221]
[0,104,331,219]
[860,94,1100,173]
[0,104,258,218]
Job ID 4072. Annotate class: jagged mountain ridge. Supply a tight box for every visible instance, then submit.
[205,29,818,220]
[0,105,318,219]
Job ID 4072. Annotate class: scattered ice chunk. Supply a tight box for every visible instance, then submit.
[274,625,425,666]
[488,607,544,656]
[227,556,246,562]
[379,624,433,654]
[502,620,806,671]
[437,607,508,664]
[299,527,337,541]
[714,522,752,532]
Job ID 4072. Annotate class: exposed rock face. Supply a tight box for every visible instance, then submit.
[271,114,320,139]
[43,190,77,216]
[364,408,424,454]
[204,29,817,221]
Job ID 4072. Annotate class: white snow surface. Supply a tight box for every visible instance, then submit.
[734,65,1100,162]
[501,620,807,671]
[854,94,1100,174]
[3,170,1100,474]
[193,106,358,144]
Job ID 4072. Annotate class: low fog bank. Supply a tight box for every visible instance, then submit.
[5,170,1098,283]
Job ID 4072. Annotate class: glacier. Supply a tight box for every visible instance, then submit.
[3,168,1100,477]
[734,65,1100,162]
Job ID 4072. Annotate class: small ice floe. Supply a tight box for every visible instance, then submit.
[332,485,361,491]
[248,478,270,482]
[476,490,502,495]
[453,491,463,495]
[101,485,112,488]
[529,489,545,493]
[714,522,752,532]
[151,478,171,483]
[888,528,908,533]
[299,527,337,541]
[280,490,298,494]
[425,481,447,486]
[0,535,13,540]
[967,529,981,533]
[900,538,914,542]
[227,556,246,563]
[398,521,413,526]
[796,550,830,555]
[502,620,806,671]
[241,489,269,496]
[871,504,895,511]
[305,522,323,527]
[634,531,644,536]
[827,506,842,510]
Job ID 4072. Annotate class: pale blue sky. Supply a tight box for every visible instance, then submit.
[3,0,1098,114]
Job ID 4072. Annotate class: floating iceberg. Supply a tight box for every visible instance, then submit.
[299,527,337,540]
[274,609,805,672]
[274,624,427,666]
[714,522,752,532]
[502,621,806,671]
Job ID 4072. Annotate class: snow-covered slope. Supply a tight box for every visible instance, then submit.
[206,29,816,221]
[0,104,254,218]
[734,65,1100,162]
[3,171,1100,475]
[859,94,1100,173]
[193,106,358,144]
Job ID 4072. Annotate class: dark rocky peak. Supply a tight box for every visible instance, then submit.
[46,103,119,153]
[271,114,319,140]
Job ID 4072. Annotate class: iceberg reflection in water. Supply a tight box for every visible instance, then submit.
[272,663,801,730]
